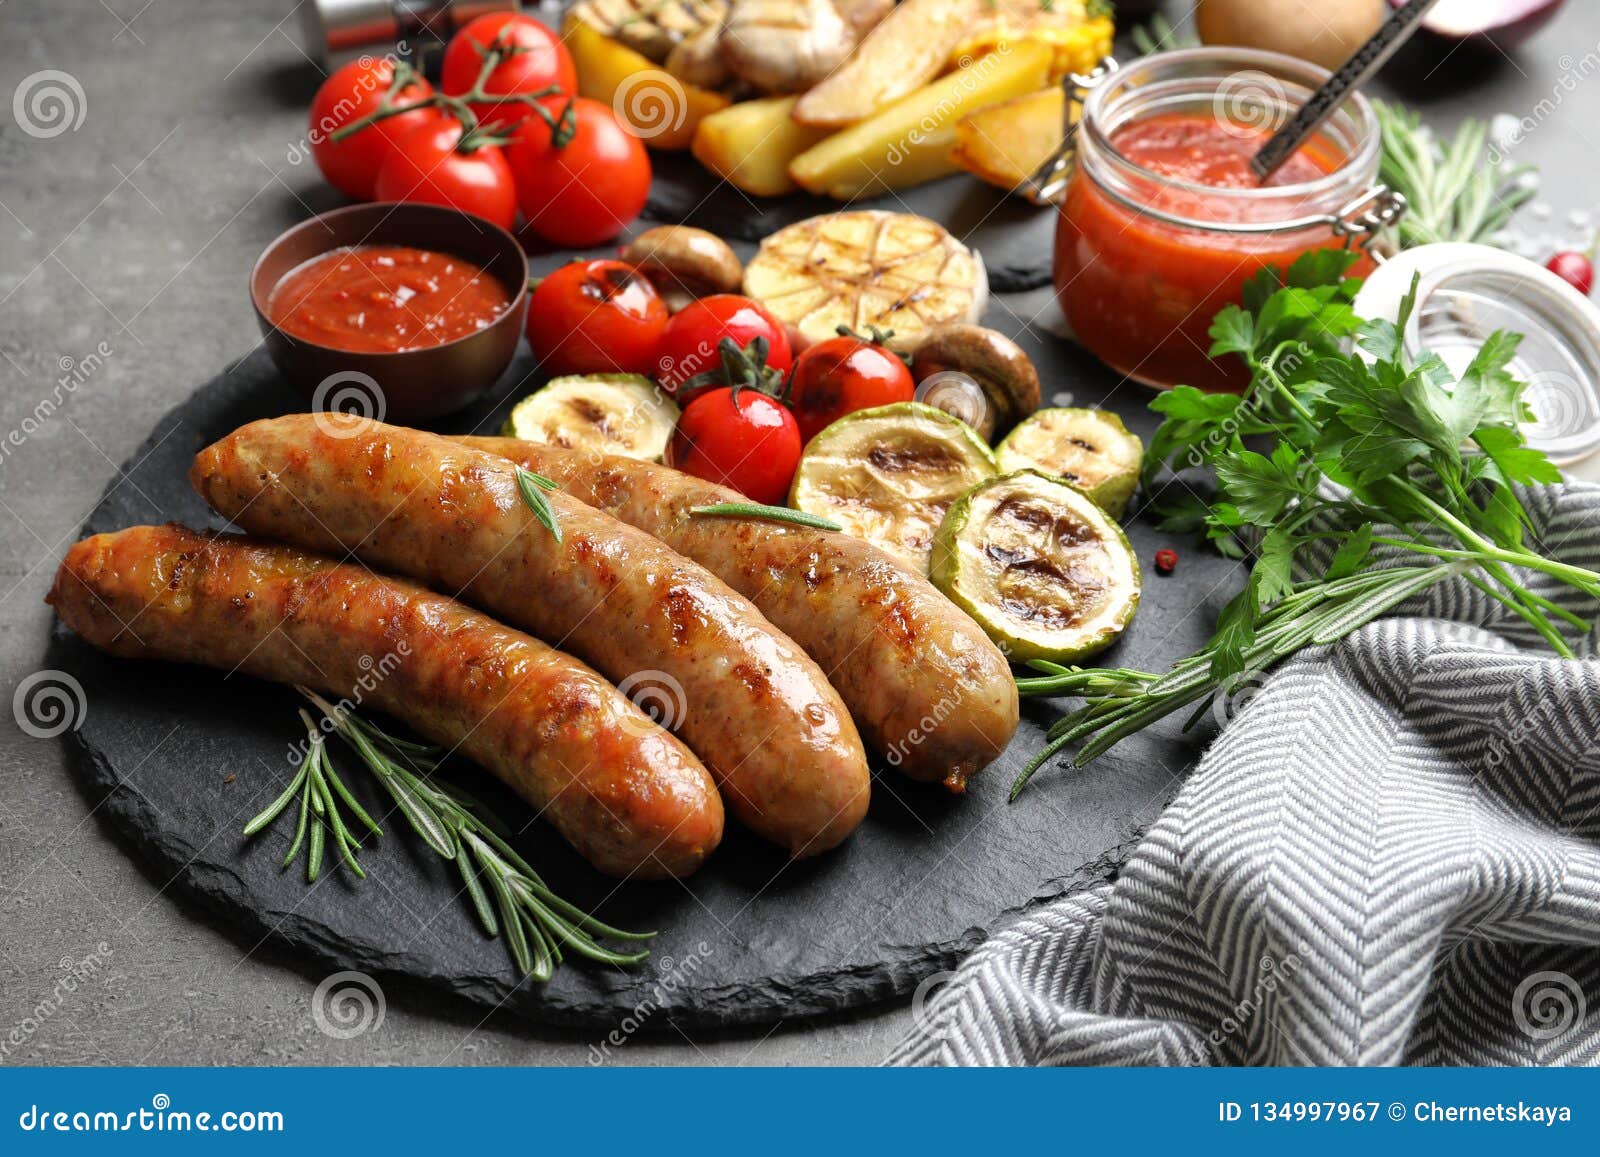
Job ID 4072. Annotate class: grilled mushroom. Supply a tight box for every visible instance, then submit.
[911,324,1041,441]
[623,226,744,310]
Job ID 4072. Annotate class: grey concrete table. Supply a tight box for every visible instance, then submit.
[2,0,1596,1066]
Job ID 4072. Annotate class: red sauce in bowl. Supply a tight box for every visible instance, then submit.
[267,245,512,353]
[1055,112,1372,392]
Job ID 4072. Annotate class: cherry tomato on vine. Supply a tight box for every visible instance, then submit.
[654,295,793,397]
[440,13,577,129]
[668,388,802,505]
[374,120,517,230]
[505,98,651,248]
[526,260,669,376]
[787,333,915,443]
[309,58,441,201]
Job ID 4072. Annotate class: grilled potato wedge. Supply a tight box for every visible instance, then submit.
[691,96,832,197]
[950,85,1069,195]
[788,41,1052,199]
[565,16,730,151]
[791,0,980,129]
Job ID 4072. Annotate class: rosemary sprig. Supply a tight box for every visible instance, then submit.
[244,690,653,979]
[1129,12,1196,57]
[1374,100,1538,248]
[515,466,562,542]
[1009,563,1464,798]
[244,709,381,881]
[690,502,843,531]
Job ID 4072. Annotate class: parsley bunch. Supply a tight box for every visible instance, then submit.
[1012,250,1600,797]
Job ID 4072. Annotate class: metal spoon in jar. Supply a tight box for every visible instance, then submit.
[1250,0,1444,182]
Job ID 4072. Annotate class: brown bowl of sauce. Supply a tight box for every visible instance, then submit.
[250,202,528,422]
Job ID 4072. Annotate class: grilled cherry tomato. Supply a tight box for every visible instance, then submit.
[655,295,793,397]
[440,13,577,129]
[309,58,441,201]
[505,98,650,247]
[787,333,916,443]
[374,120,517,230]
[668,388,802,505]
[526,260,668,376]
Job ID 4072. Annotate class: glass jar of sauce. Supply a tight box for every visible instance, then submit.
[1050,48,1397,392]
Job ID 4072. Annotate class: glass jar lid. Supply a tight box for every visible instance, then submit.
[1352,242,1600,466]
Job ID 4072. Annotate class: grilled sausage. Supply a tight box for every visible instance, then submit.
[191,416,870,856]
[47,524,723,878]
[456,439,1020,791]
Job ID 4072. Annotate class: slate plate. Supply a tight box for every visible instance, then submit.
[45,254,1243,1030]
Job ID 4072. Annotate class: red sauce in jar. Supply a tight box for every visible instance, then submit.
[1110,115,1329,191]
[268,245,511,352]
[1055,112,1372,392]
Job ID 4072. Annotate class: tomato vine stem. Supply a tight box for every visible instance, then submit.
[327,38,563,151]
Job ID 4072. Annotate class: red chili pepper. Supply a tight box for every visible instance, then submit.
[1154,548,1178,575]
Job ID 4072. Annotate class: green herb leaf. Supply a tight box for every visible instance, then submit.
[515,467,562,542]
[1375,100,1538,248]
[1325,525,1373,581]
[1208,306,1255,360]
[1474,424,1562,487]
[1212,442,1308,524]
[690,502,843,531]
[243,691,655,979]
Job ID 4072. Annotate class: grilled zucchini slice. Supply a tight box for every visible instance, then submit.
[931,470,1139,662]
[502,374,679,462]
[994,408,1143,519]
[789,402,997,574]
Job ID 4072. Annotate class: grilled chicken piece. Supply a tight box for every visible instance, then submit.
[720,0,893,94]
[570,0,728,63]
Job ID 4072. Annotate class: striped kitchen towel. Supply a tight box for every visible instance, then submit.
[890,484,1600,1066]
